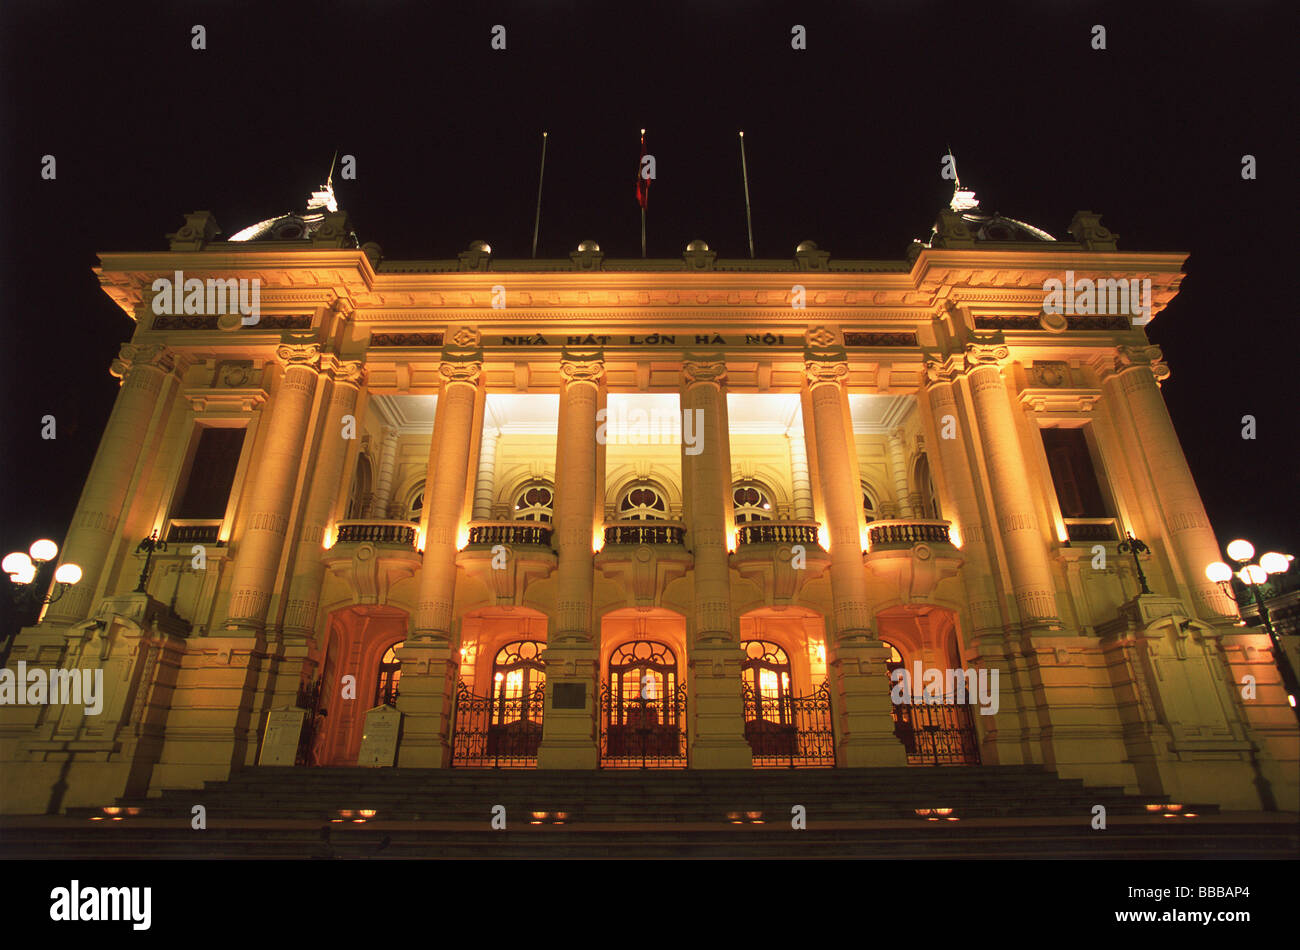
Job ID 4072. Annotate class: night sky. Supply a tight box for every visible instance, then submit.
[1,0,1294,579]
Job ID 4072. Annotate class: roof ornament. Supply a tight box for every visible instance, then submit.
[947,149,980,212]
[306,151,339,213]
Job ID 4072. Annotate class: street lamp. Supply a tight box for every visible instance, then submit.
[2,539,82,665]
[1206,538,1299,721]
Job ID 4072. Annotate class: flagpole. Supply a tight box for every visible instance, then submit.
[739,131,754,259]
[640,128,647,258]
[531,131,548,258]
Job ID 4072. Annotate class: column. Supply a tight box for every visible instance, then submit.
[397,347,483,767]
[1103,346,1235,619]
[962,342,1061,628]
[804,347,907,767]
[367,425,399,518]
[224,343,322,631]
[471,426,501,520]
[922,358,1030,763]
[681,355,752,768]
[886,429,916,519]
[282,358,366,638]
[538,349,603,768]
[787,426,815,521]
[46,344,180,624]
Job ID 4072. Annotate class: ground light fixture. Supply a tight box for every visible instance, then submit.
[1206,539,1299,721]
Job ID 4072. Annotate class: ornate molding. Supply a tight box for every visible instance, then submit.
[321,355,366,387]
[370,332,444,347]
[275,342,322,371]
[923,354,963,386]
[110,343,176,381]
[439,346,483,386]
[963,341,1010,372]
[804,345,849,387]
[682,353,727,386]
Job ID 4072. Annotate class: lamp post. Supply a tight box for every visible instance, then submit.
[1206,539,1300,722]
[2,539,82,666]
[1118,532,1152,595]
[134,530,167,594]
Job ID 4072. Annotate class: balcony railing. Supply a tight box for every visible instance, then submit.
[166,520,222,545]
[736,520,821,547]
[603,521,686,546]
[866,519,952,548]
[466,521,554,547]
[334,520,418,548]
[1064,518,1119,543]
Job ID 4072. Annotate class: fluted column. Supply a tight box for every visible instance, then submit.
[397,348,482,767]
[282,358,366,638]
[367,425,399,518]
[471,426,501,520]
[1103,346,1235,619]
[45,344,181,623]
[787,427,815,521]
[886,429,916,519]
[804,347,907,767]
[224,343,322,631]
[538,348,603,769]
[681,355,752,768]
[962,342,1061,629]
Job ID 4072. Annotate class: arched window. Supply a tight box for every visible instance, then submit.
[492,640,546,711]
[732,482,775,523]
[741,640,793,719]
[513,482,554,522]
[375,642,403,706]
[914,454,940,520]
[881,639,904,674]
[608,640,678,717]
[618,483,669,520]
[405,482,424,522]
[862,483,878,524]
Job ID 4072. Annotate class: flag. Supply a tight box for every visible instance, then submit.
[636,130,649,209]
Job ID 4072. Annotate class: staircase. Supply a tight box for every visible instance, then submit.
[3,765,1294,859]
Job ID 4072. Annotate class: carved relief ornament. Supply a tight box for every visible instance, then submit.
[110,343,176,380]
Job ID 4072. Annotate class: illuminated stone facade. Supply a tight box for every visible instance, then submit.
[3,192,1296,815]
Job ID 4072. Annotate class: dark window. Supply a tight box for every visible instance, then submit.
[1041,427,1108,518]
[173,427,245,519]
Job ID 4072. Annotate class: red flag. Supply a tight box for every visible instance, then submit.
[636,130,649,209]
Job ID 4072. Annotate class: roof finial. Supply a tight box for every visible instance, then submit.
[307,151,339,213]
[947,146,979,212]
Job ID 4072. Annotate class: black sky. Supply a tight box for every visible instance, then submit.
[1,0,1295,569]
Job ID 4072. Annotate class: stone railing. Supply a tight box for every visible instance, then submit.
[736,520,821,547]
[603,521,687,546]
[866,519,951,549]
[466,521,554,547]
[334,520,418,548]
[1064,518,1119,543]
[166,520,223,545]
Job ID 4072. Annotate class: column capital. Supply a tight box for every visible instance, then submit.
[439,346,483,388]
[559,347,605,387]
[275,342,323,371]
[110,342,176,381]
[804,345,849,388]
[923,354,963,386]
[963,340,1010,372]
[1112,344,1170,382]
[321,355,366,388]
[682,352,727,388]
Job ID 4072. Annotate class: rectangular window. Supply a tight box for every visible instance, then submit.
[1041,427,1108,519]
[172,427,246,519]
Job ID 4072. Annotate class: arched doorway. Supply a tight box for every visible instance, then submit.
[452,639,546,768]
[375,642,403,706]
[879,623,981,766]
[740,639,835,767]
[600,640,687,768]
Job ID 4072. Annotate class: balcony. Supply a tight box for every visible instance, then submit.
[335,520,417,549]
[603,521,686,546]
[166,519,223,545]
[1063,518,1119,543]
[736,520,820,547]
[466,521,555,548]
[866,519,951,550]
[863,519,963,602]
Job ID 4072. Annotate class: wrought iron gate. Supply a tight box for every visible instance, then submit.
[599,682,688,768]
[890,699,981,765]
[451,681,545,767]
[742,680,836,768]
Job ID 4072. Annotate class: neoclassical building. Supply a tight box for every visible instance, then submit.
[3,182,1296,815]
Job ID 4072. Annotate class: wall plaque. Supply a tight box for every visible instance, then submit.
[552,683,586,709]
[357,704,402,767]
